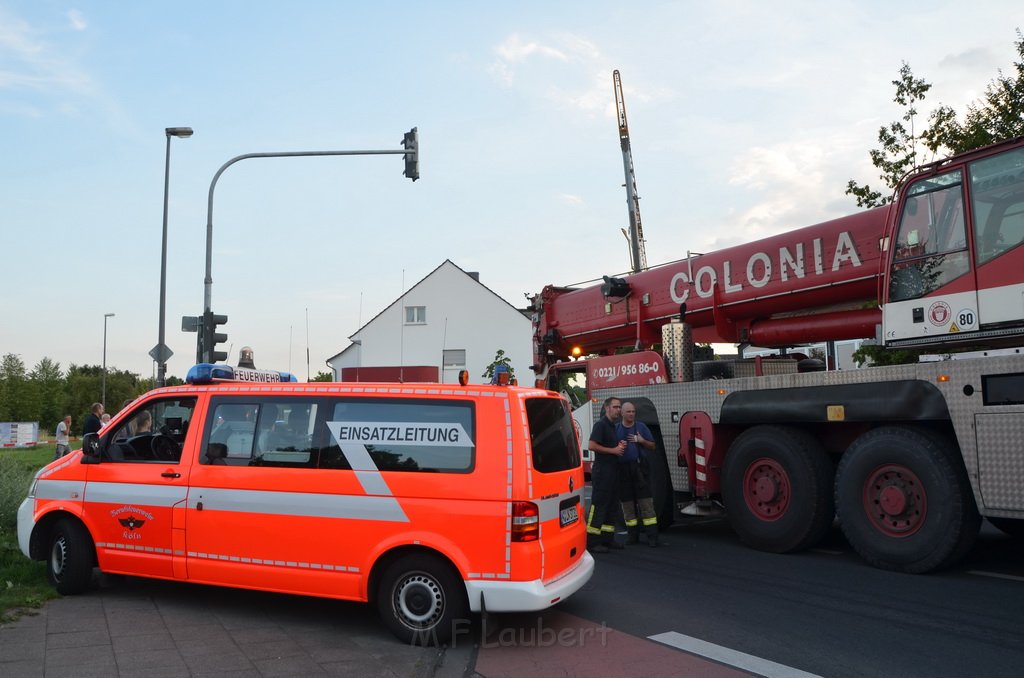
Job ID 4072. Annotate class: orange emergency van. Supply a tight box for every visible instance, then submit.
[18,364,594,644]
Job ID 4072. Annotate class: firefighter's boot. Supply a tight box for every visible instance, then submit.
[637,497,663,546]
[621,500,640,546]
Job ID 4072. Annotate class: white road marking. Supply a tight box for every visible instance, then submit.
[967,570,1024,582]
[648,631,823,678]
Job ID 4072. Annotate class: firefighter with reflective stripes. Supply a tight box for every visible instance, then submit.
[616,401,663,547]
[586,397,625,553]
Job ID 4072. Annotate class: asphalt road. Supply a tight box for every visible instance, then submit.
[552,516,1024,678]
[3,517,1022,677]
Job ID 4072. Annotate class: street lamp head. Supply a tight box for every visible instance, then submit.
[104,312,116,318]
[166,127,193,138]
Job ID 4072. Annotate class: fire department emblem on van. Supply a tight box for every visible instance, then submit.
[111,506,154,532]
[118,516,146,531]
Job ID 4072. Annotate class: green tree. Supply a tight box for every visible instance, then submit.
[850,345,923,368]
[846,62,932,207]
[848,31,1024,365]
[925,30,1024,155]
[311,371,334,382]
[30,358,65,433]
[0,353,29,421]
[848,31,1024,207]
[65,365,150,434]
[65,364,103,434]
[481,349,516,383]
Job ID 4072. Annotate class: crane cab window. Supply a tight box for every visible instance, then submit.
[970,146,1024,266]
[889,171,971,301]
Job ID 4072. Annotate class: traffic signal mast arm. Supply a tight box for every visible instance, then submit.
[200,130,420,342]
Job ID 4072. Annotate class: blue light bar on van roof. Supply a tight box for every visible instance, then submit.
[186,363,298,385]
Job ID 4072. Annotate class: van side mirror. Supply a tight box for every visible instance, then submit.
[81,433,101,463]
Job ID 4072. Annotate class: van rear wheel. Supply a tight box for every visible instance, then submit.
[377,554,468,646]
[47,518,95,595]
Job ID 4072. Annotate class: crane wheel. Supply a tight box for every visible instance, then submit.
[835,426,980,573]
[721,425,834,553]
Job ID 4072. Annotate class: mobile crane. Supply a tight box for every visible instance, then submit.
[532,135,1024,572]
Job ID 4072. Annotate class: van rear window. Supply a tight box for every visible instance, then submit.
[526,397,579,473]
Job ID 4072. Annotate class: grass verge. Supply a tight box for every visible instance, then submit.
[0,444,60,623]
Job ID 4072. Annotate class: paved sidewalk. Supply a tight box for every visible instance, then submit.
[0,575,478,677]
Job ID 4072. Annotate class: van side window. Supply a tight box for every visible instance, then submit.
[253,402,317,467]
[206,403,259,465]
[105,397,196,463]
[326,398,475,473]
[526,397,580,473]
[204,399,319,468]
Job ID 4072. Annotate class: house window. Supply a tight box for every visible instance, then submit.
[405,306,426,324]
[443,349,466,368]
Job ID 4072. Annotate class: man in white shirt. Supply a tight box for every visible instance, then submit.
[55,415,72,459]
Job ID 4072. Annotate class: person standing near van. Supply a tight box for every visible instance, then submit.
[586,396,625,553]
[616,401,663,547]
[83,403,104,436]
[54,416,71,459]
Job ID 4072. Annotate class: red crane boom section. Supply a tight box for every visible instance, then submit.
[533,206,890,365]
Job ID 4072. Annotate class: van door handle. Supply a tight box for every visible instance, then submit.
[161,472,181,478]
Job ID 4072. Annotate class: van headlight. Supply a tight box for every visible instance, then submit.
[27,470,42,498]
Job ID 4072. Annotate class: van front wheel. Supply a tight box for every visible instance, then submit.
[47,519,95,595]
[377,554,468,646]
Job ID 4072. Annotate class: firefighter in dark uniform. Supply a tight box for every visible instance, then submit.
[617,401,664,546]
[586,396,625,553]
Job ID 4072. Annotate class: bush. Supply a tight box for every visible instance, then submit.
[0,446,51,529]
[0,445,58,621]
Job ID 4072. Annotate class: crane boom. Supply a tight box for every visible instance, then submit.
[614,70,647,273]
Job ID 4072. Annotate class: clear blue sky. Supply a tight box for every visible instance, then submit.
[1,1,1019,379]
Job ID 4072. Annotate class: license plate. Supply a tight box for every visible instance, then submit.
[559,503,579,527]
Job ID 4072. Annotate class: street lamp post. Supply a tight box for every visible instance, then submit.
[102,313,115,407]
[156,126,193,387]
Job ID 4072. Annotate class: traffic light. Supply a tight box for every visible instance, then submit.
[402,127,419,182]
[202,310,229,363]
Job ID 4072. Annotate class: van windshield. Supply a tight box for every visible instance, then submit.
[525,397,580,473]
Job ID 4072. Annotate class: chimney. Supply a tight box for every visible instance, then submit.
[467,272,480,282]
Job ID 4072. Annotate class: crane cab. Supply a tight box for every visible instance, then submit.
[882,138,1024,348]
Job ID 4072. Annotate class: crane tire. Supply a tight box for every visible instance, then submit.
[835,426,980,573]
[722,425,834,553]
